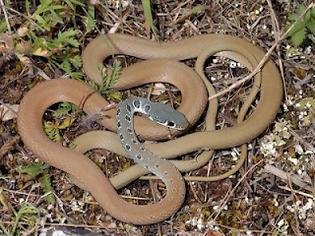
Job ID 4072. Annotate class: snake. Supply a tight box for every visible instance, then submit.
[17,34,283,224]
[117,97,188,223]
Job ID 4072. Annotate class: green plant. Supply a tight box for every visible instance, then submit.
[286,4,315,47]
[85,60,123,101]
[11,205,39,236]
[52,102,78,118]
[0,20,7,33]
[17,162,56,205]
[17,162,55,206]
[141,0,158,36]
[43,102,78,142]
[16,0,97,79]
[27,28,83,79]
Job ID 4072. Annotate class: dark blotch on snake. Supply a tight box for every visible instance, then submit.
[136,154,142,160]
[119,134,123,140]
[132,139,137,144]
[133,99,140,108]
[125,144,131,150]
[117,108,121,115]
[144,104,151,113]
[117,121,121,128]
[126,104,131,112]
[125,115,131,122]
[127,128,132,133]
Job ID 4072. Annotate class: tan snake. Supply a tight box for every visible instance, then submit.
[17,34,283,224]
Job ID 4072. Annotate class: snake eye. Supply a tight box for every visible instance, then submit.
[167,121,175,127]
[133,99,140,108]
[144,104,151,113]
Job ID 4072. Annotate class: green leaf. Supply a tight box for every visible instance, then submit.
[52,102,77,118]
[59,59,72,74]
[16,162,49,177]
[107,91,122,101]
[191,5,205,15]
[34,15,50,31]
[12,205,39,235]
[56,29,80,48]
[0,20,6,33]
[68,71,83,79]
[40,172,55,205]
[141,0,158,35]
[286,18,306,37]
[69,55,82,68]
[64,0,85,10]
[286,4,315,47]
[109,61,122,87]
[44,121,62,142]
[290,28,306,47]
[84,4,96,32]
[306,18,315,34]
[57,117,75,129]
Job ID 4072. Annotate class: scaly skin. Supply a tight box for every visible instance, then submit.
[17,34,282,224]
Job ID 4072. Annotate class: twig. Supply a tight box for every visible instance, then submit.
[0,100,18,115]
[264,164,314,192]
[0,0,11,33]
[0,136,20,158]
[278,185,315,199]
[287,127,315,153]
[266,0,288,103]
[0,3,44,31]
[208,3,315,101]
[212,159,264,221]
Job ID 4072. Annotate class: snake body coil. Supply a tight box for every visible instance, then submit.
[17,34,283,224]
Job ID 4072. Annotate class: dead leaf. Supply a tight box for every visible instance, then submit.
[151,83,166,95]
[0,104,18,121]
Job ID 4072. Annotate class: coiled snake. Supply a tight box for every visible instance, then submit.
[17,34,283,224]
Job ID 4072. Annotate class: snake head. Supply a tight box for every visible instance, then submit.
[147,102,189,130]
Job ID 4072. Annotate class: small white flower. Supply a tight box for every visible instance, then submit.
[288,157,298,165]
[295,144,304,154]
[305,46,312,54]
[277,219,285,227]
